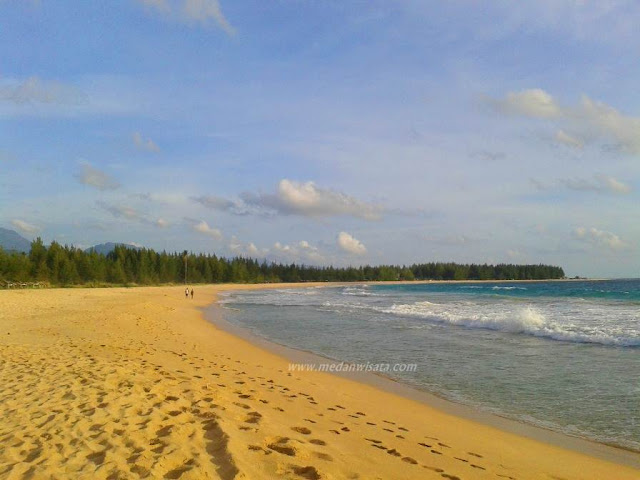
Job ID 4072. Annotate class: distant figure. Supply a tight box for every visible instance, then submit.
[185,287,189,298]
[190,288,194,299]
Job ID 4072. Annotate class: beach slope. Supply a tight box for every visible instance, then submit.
[0,285,638,479]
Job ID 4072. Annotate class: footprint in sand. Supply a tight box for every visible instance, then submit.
[313,452,333,461]
[266,437,296,456]
[291,426,312,435]
[245,412,262,424]
[291,465,321,480]
[441,474,461,480]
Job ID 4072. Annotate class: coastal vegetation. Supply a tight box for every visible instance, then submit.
[0,239,565,287]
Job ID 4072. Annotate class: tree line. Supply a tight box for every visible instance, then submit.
[0,239,565,286]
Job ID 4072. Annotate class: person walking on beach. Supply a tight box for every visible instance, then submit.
[190,288,194,299]
[185,287,189,298]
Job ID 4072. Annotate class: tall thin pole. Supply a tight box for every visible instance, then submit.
[183,251,188,285]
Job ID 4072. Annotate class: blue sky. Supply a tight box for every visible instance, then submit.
[1,0,639,277]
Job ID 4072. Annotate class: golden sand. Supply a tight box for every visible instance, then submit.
[0,284,638,479]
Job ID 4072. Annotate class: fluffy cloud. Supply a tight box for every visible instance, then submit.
[228,237,325,263]
[98,201,167,228]
[192,195,257,215]
[561,174,632,195]
[243,179,382,220]
[229,236,264,257]
[11,219,41,234]
[191,220,222,240]
[272,240,324,263]
[133,132,160,152]
[578,96,640,154]
[99,202,145,222]
[0,77,87,105]
[554,129,583,149]
[76,163,120,191]
[495,89,561,118]
[137,0,235,35]
[337,231,367,255]
[573,227,627,251]
[494,89,640,154]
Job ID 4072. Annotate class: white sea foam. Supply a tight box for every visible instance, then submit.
[384,301,640,347]
[341,286,378,297]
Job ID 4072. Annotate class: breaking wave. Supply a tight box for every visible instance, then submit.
[384,301,640,347]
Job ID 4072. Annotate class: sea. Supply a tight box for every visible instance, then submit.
[217,280,640,451]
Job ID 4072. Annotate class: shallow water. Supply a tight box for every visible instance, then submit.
[218,280,640,451]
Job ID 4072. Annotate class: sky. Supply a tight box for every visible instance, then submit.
[1,0,639,278]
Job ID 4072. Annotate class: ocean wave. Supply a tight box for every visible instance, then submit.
[341,286,379,297]
[385,302,640,347]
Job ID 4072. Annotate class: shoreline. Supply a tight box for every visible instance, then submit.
[2,284,638,479]
[205,283,640,470]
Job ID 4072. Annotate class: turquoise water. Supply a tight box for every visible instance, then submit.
[217,280,640,450]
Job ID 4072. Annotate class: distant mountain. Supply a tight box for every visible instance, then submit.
[85,242,143,256]
[0,227,31,253]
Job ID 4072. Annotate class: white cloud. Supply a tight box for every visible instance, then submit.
[495,89,640,154]
[337,231,367,255]
[577,95,640,155]
[228,236,325,263]
[98,202,166,228]
[271,239,324,263]
[11,219,40,234]
[561,174,632,195]
[229,236,266,257]
[99,202,144,222]
[495,89,561,118]
[133,132,160,152]
[192,220,222,240]
[76,162,120,191]
[0,76,87,105]
[573,227,627,251]
[192,195,257,215]
[243,179,382,220]
[137,0,235,35]
[554,129,583,149]
[246,242,259,255]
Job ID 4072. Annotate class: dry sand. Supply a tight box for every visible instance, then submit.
[0,284,638,480]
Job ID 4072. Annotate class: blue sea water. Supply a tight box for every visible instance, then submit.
[217,280,640,450]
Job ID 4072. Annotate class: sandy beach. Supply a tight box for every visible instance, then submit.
[1,284,638,480]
